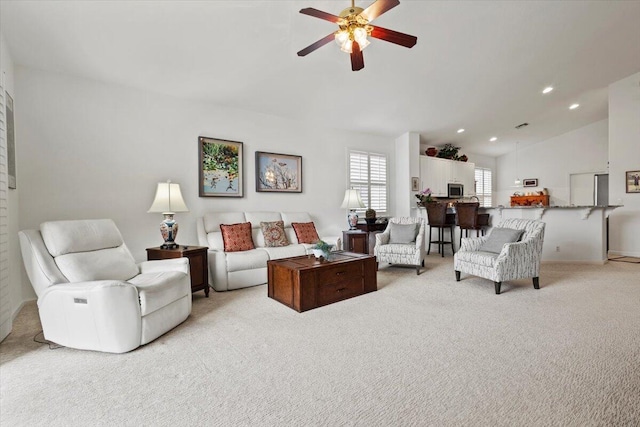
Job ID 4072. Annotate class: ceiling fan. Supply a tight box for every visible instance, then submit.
[297,0,417,71]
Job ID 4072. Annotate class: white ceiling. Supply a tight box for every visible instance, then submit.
[2,1,639,157]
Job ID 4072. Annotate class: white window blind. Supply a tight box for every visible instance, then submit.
[475,167,492,207]
[348,150,388,215]
[0,75,11,341]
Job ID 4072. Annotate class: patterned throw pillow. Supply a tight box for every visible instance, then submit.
[220,222,255,252]
[260,221,289,247]
[291,222,320,244]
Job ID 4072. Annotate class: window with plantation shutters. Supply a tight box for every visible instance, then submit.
[0,75,10,340]
[348,150,388,215]
[475,167,492,207]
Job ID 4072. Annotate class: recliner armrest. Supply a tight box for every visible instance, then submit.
[139,258,190,275]
[38,280,142,353]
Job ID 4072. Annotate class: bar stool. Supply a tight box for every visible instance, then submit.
[425,202,455,257]
[455,202,486,249]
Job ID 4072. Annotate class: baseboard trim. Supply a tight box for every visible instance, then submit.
[12,298,36,321]
[608,250,640,258]
[541,260,606,265]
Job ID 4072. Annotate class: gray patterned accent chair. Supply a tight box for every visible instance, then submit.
[374,217,426,275]
[453,218,545,294]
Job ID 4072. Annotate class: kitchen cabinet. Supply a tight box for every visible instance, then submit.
[420,156,475,197]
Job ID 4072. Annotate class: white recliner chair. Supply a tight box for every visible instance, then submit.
[19,219,192,353]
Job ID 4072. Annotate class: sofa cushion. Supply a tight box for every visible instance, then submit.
[203,212,246,234]
[388,222,419,244]
[480,228,524,254]
[54,246,139,282]
[455,250,499,268]
[261,245,306,260]
[281,212,312,227]
[376,243,418,256]
[128,270,189,316]
[41,219,124,257]
[260,221,290,247]
[292,222,320,244]
[220,222,255,252]
[225,249,270,273]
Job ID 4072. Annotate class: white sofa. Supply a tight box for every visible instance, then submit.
[196,212,340,291]
[19,219,192,353]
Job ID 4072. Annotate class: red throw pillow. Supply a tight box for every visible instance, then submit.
[291,222,320,244]
[220,222,255,252]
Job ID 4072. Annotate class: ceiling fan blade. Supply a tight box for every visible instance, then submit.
[350,41,365,71]
[361,0,400,22]
[370,25,417,48]
[299,8,343,23]
[297,33,335,57]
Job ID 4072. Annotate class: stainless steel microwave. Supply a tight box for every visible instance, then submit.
[448,183,464,198]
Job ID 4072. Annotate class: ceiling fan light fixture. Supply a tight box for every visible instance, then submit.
[340,39,354,53]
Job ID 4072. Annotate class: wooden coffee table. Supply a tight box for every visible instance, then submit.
[267,251,377,312]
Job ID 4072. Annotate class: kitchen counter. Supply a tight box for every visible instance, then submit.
[479,205,621,263]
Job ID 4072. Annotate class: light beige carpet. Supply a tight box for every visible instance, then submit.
[1,256,639,427]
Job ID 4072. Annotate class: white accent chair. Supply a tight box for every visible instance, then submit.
[19,219,192,353]
[454,218,546,294]
[374,217,426,275]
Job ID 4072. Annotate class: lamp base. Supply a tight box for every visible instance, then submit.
[160,242,179,250]
[160,214,180,250]
[347,211,359,230]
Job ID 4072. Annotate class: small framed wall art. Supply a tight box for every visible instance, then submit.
[411,177,419,191]
[523,178,538,187]
[255,151,302,193]
[626,170,640,193]
[199,136,243,197]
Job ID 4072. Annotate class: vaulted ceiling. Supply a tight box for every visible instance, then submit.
[2,1,639,156]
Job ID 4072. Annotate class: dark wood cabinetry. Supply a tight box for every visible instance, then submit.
[267,252,377,312]
[146,245,209,297]
[510,195,550,207]
[347,222,388,254]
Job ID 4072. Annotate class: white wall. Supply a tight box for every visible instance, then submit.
[495,120,609,206]
[608,72,640,257]
[15,67,394,302]
[395,132,419,217]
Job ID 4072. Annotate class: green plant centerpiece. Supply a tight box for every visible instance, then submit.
[415,188,433,206]
[312,240,333,260]
[365,208,376,225]
[436,143,461,160]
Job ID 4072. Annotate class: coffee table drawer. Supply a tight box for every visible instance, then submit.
[318,277,364,306]
[316,262,361,285]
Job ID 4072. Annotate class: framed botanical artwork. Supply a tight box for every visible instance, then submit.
[523,178,538,187]
[199,136,243,197]
[255,151,302,193]
[626,170,640,193]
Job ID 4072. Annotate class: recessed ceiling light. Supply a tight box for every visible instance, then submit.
[569,103,580,110]
[542,86,554,94]
[489,137,497,142]
[457,128,465,133]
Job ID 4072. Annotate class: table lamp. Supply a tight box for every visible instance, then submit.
[340,189,365,230]
[148,180,189,249]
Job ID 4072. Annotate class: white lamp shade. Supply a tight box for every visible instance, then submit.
[340,189,365,209]
[148,182,189,214]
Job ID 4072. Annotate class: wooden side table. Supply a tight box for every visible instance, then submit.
[146,245,209,297]
[354,222,388,255]
[342,230,369,254]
